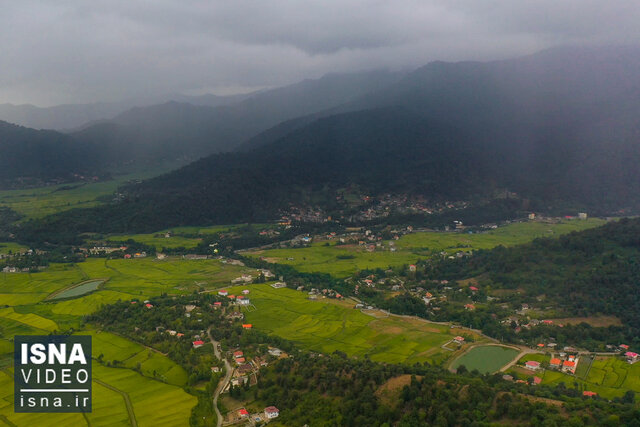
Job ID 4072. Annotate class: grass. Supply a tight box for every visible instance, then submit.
[246,219,607,277]
[450,345,520,373]
[228,284,485,365]
[529,356,640,399]
[0,167,175,220]
[0,242,28,255]
[0,256,254,426]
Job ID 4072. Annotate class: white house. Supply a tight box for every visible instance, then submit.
[264,406,279,419]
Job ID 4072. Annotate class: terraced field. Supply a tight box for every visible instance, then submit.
[245,219,607,277]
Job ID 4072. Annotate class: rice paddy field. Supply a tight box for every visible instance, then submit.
[450,345,520,373]
[0,256,254,426]
[245,219,607,277]
[228,284,487,365]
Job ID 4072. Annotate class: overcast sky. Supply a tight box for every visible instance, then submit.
[1,0,639,106]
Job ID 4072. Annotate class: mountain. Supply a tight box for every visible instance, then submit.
[69,70,404,162]
[0,121,98,186]
[15,46,640,240]
[0,92,255,131]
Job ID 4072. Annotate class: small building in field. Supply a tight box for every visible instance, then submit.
[525,361,541,371]
[238,408,249,418]
[192,340,205,348]
[218,290,228,296]
[453,336,465,344]
[625,351,639,363]
[264,406,279,419]
[583,391,597,397]
[242,324,252,329]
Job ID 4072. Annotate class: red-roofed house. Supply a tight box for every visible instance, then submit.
[228,294,236,299]
[537,343,545,348]
[525,361,541,371]
[550,358,562,368]
[192,340,204,348]
[464,304,475,310]
[409,265,416,272]
[533,376,542,385]
[130,301,137,304]
[238,408,249,418]
[453,336,465,344]
[145,303,153,309]
[583,391,597,397]
[235,357,245,364]
[264,406,279,419]
[542,320,554,325]
[620,344,630,350]
[625,352,639,363]
[562,360,576,373]
[176,333,184,338]
[213,302,222,307]
[233,351,243,358]
[469,286,478,292]
[218,290,228,296]
[242,324,252,329]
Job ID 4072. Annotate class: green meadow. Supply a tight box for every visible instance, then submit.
[0,166,175,220]
[513,354,640,399]
[245,219,607,277]
[450,345,520,373]
[228,284,486,365]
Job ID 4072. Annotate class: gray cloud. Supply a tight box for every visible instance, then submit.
[1,0,639,105]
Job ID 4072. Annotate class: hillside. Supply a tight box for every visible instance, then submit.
[0,92,254,131]
[69,70,403,162]
[14,46,640,240]
[0,121,98,186]
[429,217,640,336]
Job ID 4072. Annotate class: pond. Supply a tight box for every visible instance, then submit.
[50,279,105,300]
[451,345,520,374]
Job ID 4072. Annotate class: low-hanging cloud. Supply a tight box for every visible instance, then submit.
[1,0,639,105]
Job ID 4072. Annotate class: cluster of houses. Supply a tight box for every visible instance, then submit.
[217,289,253,307]
[232,406,280,424]
[306,287,342,300]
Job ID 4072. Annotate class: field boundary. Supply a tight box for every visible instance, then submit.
[94,378,138,427]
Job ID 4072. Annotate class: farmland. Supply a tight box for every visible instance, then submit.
[0,256,253,426]
[0,167,175,220]
[511,354,640,399]
[449,344,520,374]
[228,284,488,365]
[245,219,606,277]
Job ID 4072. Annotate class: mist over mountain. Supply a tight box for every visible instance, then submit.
[0,92,254,131]
[10,46,640,239]
[66,70,403,162]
